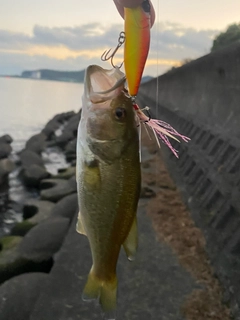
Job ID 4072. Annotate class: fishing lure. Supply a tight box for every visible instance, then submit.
[124,0,151,97]
[101,0,190,157]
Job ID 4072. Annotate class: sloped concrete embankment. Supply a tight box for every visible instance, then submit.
[138,42,240,318]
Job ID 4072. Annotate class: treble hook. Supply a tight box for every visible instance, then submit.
[101,31,125,68]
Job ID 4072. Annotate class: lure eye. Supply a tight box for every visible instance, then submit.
[115,108,126,120]
[142,0,150,13]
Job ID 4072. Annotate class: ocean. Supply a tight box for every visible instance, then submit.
[0,77,84,152]
[0,77,84,235]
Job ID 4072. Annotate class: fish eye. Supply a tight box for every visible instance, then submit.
[142,0,150,13]
[115,108,126,120]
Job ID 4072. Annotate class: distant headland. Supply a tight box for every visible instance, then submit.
[1,69,85,83]
[0,69,153,84]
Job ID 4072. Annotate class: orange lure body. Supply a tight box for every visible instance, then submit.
[124,1,151,97]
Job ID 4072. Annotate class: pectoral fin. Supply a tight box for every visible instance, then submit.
[123,217,138,261]
[76,211,87,236]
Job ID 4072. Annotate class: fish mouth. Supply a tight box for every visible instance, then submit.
[84,65,126,103]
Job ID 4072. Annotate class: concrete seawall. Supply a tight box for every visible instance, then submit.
[138,42,240,318]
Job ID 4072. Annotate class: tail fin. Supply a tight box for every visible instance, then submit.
[82,267,118,320]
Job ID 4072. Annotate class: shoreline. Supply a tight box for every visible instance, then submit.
[0,109,231,319]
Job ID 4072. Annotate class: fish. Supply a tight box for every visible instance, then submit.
[76,65,141,319]
[124,0,151,97]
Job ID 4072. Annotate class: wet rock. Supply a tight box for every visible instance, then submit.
[0,273,48,320]
[21,164,50,187]
[19,149,44,168]
[53,166,76,179]
[42,111,75,139]
[64,138,77,162]
[23,199,55,224]
[54,112,80,149]
[18,217,70,262]
[25,133,46,154]
[63,112,81,137]
[51,193,78,220]
[42,119,60,140]
[0,135,13,144]
[53,111,75,123]
[65,152,76,163]
[0,159,15,185]
[0,236,22,251]
[65,138,76,153]
[11,199,55,237]
[40,178,77,202]
[0,143,12,159]
[0,236,23,283]
[68,176,77,190]
[11,221,36,237]
[71,159,76,166]
[0,236,52,284]
[55,130,74,148]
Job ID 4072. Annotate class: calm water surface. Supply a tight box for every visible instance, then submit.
[0,77,83,151]
[0,78,84,235]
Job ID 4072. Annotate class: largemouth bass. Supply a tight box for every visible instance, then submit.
[76,65,141,318]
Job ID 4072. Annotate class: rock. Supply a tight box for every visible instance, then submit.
[63,112,81,137]
[42,119,60,139]
[21,164,50,187]
[18,217,70,262]
[65,152,76,163]
[25,133,46,154]
[71,159,76,166]
[0,143,12,159]
[0,159,15,185]
[42,112,75,139]
[19,150,44,168]
[65,138,76,152]
[53,111,75,123]
[68,176,77,190]
[40,178,77,202]
[51,193,78,220]
[0,134,13,144]
[11,221,36,237]
[0,236,53,284]
[54,112,80,149]
[0,273,48,320]
[64,138,76,162]
[23,199,55,224]
[55,130,74,148]
[53,166,76,179]
[0,236,22,251]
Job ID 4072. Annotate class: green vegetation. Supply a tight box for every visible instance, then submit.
[11,221,36,237]
[211,23,240,52]
[0,236,22,251]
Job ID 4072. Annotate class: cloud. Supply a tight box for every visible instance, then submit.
[0,21,219,76]
[149,22,218,60]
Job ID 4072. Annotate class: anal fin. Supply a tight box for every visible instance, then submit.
[123,217,138,261]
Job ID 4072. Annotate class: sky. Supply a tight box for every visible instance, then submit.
[0,0,240,77]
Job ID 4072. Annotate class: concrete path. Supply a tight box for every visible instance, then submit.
[29,198,197,320]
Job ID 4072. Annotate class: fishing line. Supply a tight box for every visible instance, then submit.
[155,0,160,119]
[155,0,160,184]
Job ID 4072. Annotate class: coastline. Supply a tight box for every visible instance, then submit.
[0,109,231,320]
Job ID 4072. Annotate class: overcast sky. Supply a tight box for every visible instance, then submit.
[1,0,239,76]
